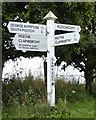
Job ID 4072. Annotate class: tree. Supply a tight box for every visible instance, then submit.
[55,2,96,94]
[70,34,96,94]
[2,2,96,94]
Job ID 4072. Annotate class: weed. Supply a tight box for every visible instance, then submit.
[2,77,95,118]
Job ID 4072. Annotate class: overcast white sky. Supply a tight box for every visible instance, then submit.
[2,57,85,84]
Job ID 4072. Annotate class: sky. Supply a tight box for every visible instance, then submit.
[2,56,85,84]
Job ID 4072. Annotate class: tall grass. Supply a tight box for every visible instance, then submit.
[2,76,95,118]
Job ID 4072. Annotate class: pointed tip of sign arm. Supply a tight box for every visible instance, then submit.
[78,32,80,38]
[79,26,81,32]
[76,32,80,41]
[43,11,57,20]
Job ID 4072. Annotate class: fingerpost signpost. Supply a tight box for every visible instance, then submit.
[12,33,47,52]
[7,11,81,106]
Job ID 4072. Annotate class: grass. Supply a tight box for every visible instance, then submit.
[67,100,94,118]
[2,98,94,118]
[2,77,95,119]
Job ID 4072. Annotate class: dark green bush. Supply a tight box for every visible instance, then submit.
[55,79,92,103]
[2,77,95,106]
[2,77,95,118]
[2,76,46,106]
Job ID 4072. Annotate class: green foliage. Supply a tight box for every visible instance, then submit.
[2,77,95,118]
[56,79,92,103]
[2,1,96,101]
[2,2,96,64]
[2,76,46,107]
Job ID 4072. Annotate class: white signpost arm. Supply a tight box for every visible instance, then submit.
[44,11,57,106]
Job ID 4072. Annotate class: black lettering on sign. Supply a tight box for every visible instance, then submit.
[11,23,23,28]
[24,25,39,29]
[57,25,75,30]
[51,57,55,82]
[18,34,30,39]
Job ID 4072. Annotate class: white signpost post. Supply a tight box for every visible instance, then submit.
[44,11,57,106]
[7,11,81,107]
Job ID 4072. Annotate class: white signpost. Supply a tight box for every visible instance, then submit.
[12,33,47,52]
[44,11,57,106]
[55,23,81,32]
[7,11,81,106]
[7,21,46,35]
[55,32,80,46]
